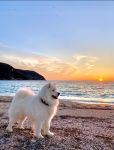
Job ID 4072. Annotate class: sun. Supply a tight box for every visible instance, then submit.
[99,78,103,82]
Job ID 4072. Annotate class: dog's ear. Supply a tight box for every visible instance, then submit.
[47,83,51,88]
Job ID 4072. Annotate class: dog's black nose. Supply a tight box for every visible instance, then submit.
[58,92,60,96]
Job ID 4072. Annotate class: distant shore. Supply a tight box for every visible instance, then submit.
[0,96,114,149]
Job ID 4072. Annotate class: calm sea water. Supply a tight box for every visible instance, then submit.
[0,80,114,104]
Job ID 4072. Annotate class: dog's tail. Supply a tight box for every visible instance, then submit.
[14,87,34,100]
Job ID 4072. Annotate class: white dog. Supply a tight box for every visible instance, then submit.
[6,83,60,138]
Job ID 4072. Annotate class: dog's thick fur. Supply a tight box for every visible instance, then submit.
[6,83,59,138]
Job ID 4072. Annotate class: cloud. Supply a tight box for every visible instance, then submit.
[72,54,99,74]
[0,44,99,79]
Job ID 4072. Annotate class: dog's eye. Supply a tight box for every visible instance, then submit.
[52,89,55,92]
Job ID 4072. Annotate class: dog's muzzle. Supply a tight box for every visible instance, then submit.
[52,92,60,99]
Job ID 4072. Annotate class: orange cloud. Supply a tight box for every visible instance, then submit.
[1,44,113,80]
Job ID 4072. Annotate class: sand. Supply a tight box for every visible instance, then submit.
[0,96,114,150]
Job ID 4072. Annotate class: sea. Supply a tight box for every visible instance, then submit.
[0,80,114,104]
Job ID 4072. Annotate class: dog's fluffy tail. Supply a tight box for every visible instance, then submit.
[14,87,34,99]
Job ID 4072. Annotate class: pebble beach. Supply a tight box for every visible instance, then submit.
[0,96,114,150]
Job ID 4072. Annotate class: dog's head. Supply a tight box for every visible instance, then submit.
[47,83,60,99]
[39,83,60,104]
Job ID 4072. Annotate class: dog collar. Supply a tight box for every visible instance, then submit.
[40,98,49,106]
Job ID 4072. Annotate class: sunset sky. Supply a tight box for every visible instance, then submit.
[0,1,114,80]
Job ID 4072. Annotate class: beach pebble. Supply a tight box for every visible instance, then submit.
[0,138,6,144]
[0,97,114,149]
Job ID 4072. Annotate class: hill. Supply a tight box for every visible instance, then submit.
[0,62,45,80]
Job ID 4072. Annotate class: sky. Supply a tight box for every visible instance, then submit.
[0,1,114,80]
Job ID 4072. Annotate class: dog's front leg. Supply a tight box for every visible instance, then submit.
[34,119,44,138]
[43,119,54,137]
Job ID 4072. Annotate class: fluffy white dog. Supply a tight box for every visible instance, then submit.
[6,83,60,138]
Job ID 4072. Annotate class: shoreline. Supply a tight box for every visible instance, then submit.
[1,96,114,110]
[0,96,114,149]
[1,95,114,106]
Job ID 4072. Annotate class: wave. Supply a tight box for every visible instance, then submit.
[0,80,114,104]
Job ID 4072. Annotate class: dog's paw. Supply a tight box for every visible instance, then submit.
[31,135,44,143]
[38,135,44,139]
[46,131,54,137]
[34,134,44,139]
[20,127,25,130]
[6,127,13,132]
